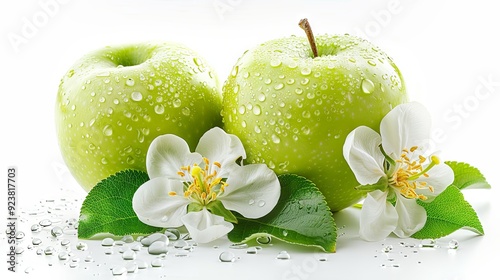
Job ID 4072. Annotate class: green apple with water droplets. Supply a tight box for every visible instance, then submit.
[56,42,222,192]
[222,22,407,211]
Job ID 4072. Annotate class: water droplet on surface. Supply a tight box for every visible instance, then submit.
[229,243,248,249]
[382,245,393,253]
[84,255,94,263]
[248,199,255,205]
[173,240,188,249]
[154,104,165,114]
[301,67,312,76]
[103,125,113,136]
[448,239,459,249]
[58,251,69,260]
[122,249,137,260]
[32,238,42,245]
[126,263,138,273]
[419,239,437,248]
[126,78,135,86]
[31,224,41,232]
[148,241,168,255]
[282,230,288,237]
[165,228,181,241]
[219,251,236,262]
[131,91,143,101]
[51,226,63,237]
[44,246,55,255]
[252,105,262,115]
[256,235,272,245]
[151,258,164,267]
[274,83,284,90]
[246,247,258,254]
[15,231,25,239]
[361,79,375,94]
[277,251,291,260]
[60,239,70,246]
[39,219,52,227]
[270,59,282,67]
[136,259,148,269]
[112,266,127,276]
[141,233,169,247]
[76,242,88,251]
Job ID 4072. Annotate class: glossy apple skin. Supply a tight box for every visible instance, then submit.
[222,34,407,211]
[56,42,222,192]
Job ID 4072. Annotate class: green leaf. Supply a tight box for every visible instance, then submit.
[228,174,336,252]
[445,161,491,190]
[412,185,484,239]
[206,200,238,224]
[78,170,162,239]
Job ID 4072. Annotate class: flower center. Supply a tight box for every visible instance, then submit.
[171,157,227,206]
[387,146,439,200]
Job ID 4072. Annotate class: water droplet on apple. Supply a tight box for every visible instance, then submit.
[257,93,266,102]
[154,104,165,114]
[348,57,356,63]
[264,78,272,85]
[103,125,113,136]
[131,92,143,101]
[287,61,298,69]
[126,78,135,86]
[231,65,239,77]
[302,111,311,118]
[238,105,246,114]
[233,84,240,94]
[270,59,282,67]
[300,67,311,76]
[254,125,261,133]
[295,88,303,95]
[96,71,110,77]
[361,79,375,94]
[367,60,377,66]
[301,78,310,85]
[286,78,295,85]
[182,107,191,116]
[271,134,281,144]
[274,83,284,90]
[101,158,108,165]
[241,120,247,128]
[252,105,262,115]
[301,126,311,135]
[173,99,182,108]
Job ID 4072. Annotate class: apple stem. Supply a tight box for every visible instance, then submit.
[299,18,318,58]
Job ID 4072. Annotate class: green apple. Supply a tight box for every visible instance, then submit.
[56,42,222,192]
[221,21,407,211]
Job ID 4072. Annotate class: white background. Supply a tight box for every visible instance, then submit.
[1,0,499,279]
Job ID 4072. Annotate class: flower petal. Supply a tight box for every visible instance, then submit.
[393,194,427,238]
[343,126,386,185]
[181,208,234,243]
[415,163,454,201]
[359,190,398,241]
[219,164,280,219]
[380,102,432,157]
[132,177,189,228]
[195,127,246,177]
[146,134,203,179]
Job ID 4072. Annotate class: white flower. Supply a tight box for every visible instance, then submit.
[132,127,280,243]
[343,102,454,241]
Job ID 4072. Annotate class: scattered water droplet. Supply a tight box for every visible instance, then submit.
[15,247,24,254]
[257,93,266,102]
[248,199,255,205]
[182,107,191,116]
[131,91,143,101]
[246,247,258,254]
[76,242,88,251]
[58,251,69,260]
[274,83,284,90]
[270,59,282,67]
[126,78,135,86]
[126,263,138,273]
[39,219,52,227]
[151,258,164,267]
[258,200,266,207]
[44,246,55,255]
[282,230,288,237]
[112,266,127,276]
[141,233,169,247]
[252,105,262,115]
[122,249,137,260]
[256,235,272,245]
[271,134,281,144]
[367,60,377,66]
[84,255,94,263]
[173,240,188,249]
[103,125,113,136]
[229,243,248,249]
[60,239,70,246]
[173,99,182,108]
[31,224,41,232]
[419,239,437,248]
[382,245,393,253]
[301,67,312,76]
[277,251,291,260]
[50,226,63,237]
[219,251,236,262]
[136,259,148,269]
[15,231,25,239]
[165,228,181,241]
[32,238,42,245]
[361,78,375,94]
[148,241,168,255]
[448,239,459,249]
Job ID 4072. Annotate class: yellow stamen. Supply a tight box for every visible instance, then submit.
[168,191,177,196]
[177,171,185,177]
